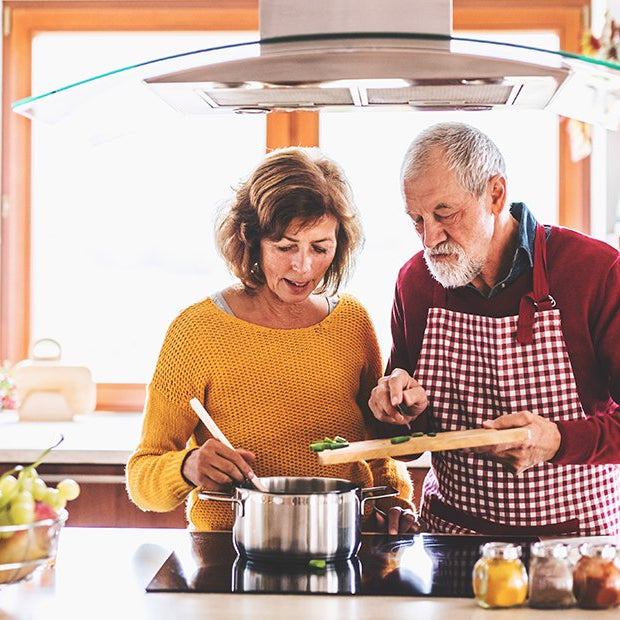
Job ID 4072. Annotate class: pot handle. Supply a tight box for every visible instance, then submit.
[359,485,398,515]
[197,489,245,517]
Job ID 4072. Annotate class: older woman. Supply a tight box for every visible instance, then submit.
[127,147,415,533]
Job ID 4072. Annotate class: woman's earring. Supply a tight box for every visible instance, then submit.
[251,262,261,276]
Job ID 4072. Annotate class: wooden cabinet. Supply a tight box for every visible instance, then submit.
[0,461,186,528]
[0,412,188,527]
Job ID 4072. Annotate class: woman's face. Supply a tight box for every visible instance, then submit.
[259,215,338,303]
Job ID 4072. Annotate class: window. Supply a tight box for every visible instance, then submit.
[31,32,264,385]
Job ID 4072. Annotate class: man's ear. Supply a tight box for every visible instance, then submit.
[489,175,507,214]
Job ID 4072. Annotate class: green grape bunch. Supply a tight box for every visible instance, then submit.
[0,435,80,535]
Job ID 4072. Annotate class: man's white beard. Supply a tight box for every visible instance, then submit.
[424,241,484,288]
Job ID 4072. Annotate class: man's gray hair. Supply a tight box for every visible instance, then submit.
[401,122,506,198]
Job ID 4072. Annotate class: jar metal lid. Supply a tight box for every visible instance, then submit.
[578,542,617,561]
[531,541,569,559]
[479,541,522,560]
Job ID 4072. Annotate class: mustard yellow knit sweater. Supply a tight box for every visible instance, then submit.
[126,293,413,530]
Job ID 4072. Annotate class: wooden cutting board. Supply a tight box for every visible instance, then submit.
[316,427,531,465]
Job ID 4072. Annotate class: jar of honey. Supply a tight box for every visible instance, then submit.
[472,542,528,608]
[528,542,575,608]
[573,543,620,609]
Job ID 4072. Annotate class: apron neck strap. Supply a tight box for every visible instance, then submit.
[517,223,555,345]
[532,222,551,302]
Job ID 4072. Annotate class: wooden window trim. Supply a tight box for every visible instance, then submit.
[266,112,319,151]
[97,383,147,412]
[2,1,590,411]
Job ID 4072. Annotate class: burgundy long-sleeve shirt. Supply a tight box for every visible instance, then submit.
[387,225,620,465]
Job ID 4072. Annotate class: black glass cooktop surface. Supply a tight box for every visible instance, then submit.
[146,532,536,596]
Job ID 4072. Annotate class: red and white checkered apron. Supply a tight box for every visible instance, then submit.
[416,224,620,536]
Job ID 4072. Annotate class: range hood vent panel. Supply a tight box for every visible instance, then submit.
[367,84,517,106]
[196,83,520,111]
[202,87,355,108]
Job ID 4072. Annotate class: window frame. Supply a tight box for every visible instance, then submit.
[1,0,590,410]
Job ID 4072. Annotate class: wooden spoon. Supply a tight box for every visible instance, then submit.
[189,398,269,493]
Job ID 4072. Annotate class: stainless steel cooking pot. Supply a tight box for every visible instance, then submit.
[198,476,397,562]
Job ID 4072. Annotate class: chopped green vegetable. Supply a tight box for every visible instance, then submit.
[308,559,327,570]
[410,431,424,437]
[310,435,349,452]
[390,435,411,444]
[426,432,437,437]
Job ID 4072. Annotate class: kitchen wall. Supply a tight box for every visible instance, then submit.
[606,0,620,245]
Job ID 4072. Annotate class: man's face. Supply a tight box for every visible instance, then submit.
[403,152,496,289]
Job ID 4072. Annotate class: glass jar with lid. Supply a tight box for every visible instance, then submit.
[472,542,528,608]
[573,542,620,609]
[528,542,575,608]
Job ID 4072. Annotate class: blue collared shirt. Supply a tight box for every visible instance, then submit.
[467,202,543,299]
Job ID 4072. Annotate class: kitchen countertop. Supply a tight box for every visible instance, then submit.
[0,411,432,468]
[0,411,142,465]
[2,527,618,620]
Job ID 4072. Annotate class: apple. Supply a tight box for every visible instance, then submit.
[34,500,57,521]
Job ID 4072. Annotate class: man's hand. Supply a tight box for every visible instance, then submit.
[473,411,561,474]
[369,368,428,425]
[375,506,422,535]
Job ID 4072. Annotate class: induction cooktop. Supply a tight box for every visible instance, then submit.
[146,532,536,596]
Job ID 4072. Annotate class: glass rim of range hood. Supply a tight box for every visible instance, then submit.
[12,31,620,119]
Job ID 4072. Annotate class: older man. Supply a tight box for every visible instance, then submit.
[370,122,620,536]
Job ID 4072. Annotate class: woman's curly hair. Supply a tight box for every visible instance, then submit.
[216,147,363,295]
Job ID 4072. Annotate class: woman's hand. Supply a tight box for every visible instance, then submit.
[182,439,257,491]
[369,368,428,425]
[375,506,422,535]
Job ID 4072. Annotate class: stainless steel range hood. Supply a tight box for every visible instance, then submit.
[146,0,567,114]
[12,0,620,129]
[147,38,565,114]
